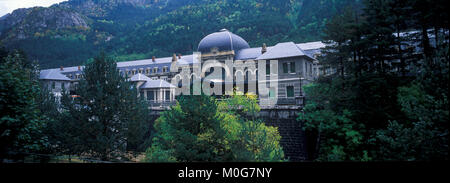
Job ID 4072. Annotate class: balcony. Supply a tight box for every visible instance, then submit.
[147,100,177,109]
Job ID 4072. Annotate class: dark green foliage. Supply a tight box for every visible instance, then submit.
[147,94,230,162]
[56,53,151,160]
[0,0,362,69]
[0,50,49,161]
[373,83,448,160]
[299,0,449,161]
[146,93,285,162]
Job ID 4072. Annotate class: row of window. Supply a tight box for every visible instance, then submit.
[139,90,171,101]
[266,62,296,75]
[282,62,296,74]
[67,74,82,79]
[50,81,66,90]
[121,66,169,76]
[266,86,295,98]
[279,61,315,77]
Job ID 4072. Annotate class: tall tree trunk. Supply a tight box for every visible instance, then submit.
[421,25,432,65]
[397,31,406,77]
[314,130,321,160]
[434,26,439,50]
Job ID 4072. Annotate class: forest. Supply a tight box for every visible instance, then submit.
[0,0,361,69]
[298,0,448,160]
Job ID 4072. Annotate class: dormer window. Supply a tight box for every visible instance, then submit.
[139,68,143,74]
[313,53,320,59]
[146,68,151,75]
[211,47,219,54]
[163,66,168,73]
[153,67,158,73]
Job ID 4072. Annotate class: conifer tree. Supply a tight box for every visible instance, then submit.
[60,53,150,161]
[0,50,49,161]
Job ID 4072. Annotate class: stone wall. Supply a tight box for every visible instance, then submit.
[260,108,308,161]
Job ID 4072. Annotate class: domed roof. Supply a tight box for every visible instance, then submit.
[197,29,250,53]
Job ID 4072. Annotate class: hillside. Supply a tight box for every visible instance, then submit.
[0,0,361,69]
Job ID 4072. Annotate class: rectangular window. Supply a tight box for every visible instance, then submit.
[147,91,154,101]
[52,82,55,89]
[290,62,295,73]
[283,63,288,73]
[286,86,294,98]
[61,82,65,89]
[165,91,170,101]
[305,62,308,74]
[266,63,270,75]
[269,88,275,98]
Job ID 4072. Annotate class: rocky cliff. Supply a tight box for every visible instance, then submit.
[0,7,88,40]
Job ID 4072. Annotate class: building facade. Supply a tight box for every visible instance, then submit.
[39,29,325,109]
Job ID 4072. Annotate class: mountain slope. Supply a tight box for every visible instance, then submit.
[0,0,361,69]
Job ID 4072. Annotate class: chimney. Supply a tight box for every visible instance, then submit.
[60,66,64,71]
[178,53,181,59]
[78,66,81,71]
[152,56,156,62]
[172,53,177,62]
[262,43,267,54]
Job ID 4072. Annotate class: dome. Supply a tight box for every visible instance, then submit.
[197,29,250,53]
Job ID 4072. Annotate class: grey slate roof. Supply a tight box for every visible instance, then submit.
[235,41,326,60]
[198,29,250,53]
[140,79,176,89]
[236,47,271,60]
[130,73,151,82]
[256,42,310,60]
[297,41,326,50]
[39,69,71,81]
[39,55,197,78]
[40,40,326,80]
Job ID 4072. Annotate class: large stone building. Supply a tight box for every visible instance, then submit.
[39,29,325,109]
[39,29,326,161]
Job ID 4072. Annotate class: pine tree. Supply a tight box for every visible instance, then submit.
[147,94,230,162]
[363,0,398,74]
[320,7,365,77]
[60,53,150,161]
[0,50,49,161]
